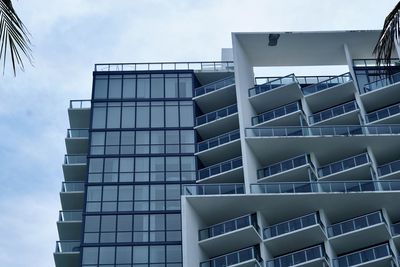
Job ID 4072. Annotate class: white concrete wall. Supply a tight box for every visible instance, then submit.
[181,197,207,266]
[232,33,261,192]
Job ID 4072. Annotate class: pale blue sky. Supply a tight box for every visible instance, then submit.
[0,0,398,266]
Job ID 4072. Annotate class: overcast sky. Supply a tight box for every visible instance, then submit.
[0,0,398,266]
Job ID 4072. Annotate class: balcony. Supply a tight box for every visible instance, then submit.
[332,243,395,267]
[249,74,302,113]
[57,211,82,240]
[182,184,245,196]
[317,153,372,181]
[54,241,80,267]
[302,73,355,111]
[252,102,303,127]
[257,154,315,183]
[60,182,85,210]
[194,76,236,113]
[391,222,400,248]
[197,157,243,183]
[200,246,262,267]
[366,102,400,124]
[195,104,239,139]
[309,100,359,125]
[360,72,400,111]
[62,154,87,182]
[245,126,400,165]
[264,213,326,255]
[199,214,261,257]
[265,244,329,267]
[250,180,400,194]
[328,211,390,254]
[377,159,400,180]
[65,129,89,154]
[68,100,91,129]
[196,129,241,166]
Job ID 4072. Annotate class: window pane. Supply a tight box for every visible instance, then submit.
[123,78,136,98]
[99,247,115,264]
[89,158,104,173]
[134,215,149,232]
[109,77,122,99]
[94,78,108,99]
[150,246,165,263]
[151,157,165,172]
[151,77,164,98]
[103,186,118,201]
[133,246,148,263]
[122,106,135,128]
[101,215,116,231]
[104,158,119,172]
[165,78,179,98]
[91,132,105,145]
[85,216,100,232]
[120,158,134,172]
[166,214,181,230]
[166,106,179,127]
[117,215,133,231]
[137,78,150,98]
[107,107,121,128]
[87,186,102,201]
[179,77,193,97]
[119,186,133,201]
[181,157,195,171]
[167,245,182,263]
[166,157,180,171]
[116,246,132,264]
[92,107,106,129]
[137,106,150,127]
[180,105,193,127]
[82,247,98,264]
[151,106,164,127]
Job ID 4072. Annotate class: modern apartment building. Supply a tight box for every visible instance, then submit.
[55,30,400,267]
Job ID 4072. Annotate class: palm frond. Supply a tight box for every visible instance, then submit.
[0,0,32,75]
[374,2,400,67]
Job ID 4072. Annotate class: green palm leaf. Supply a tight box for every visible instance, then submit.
[0,0,32,75]
[374,2,400,67]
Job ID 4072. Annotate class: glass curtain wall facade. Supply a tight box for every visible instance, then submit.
[81,71,196,267]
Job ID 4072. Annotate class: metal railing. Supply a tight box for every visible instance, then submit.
[366,102,400,123]
[55,241,81,253]
[249,74,297,97]
[198,156,242,180]
[250,180,400,194]
[264,212,322,239]
[182,184,245,196]
[327,211,384,237]
[353,58,400,67]
[245,125,400,137]
[377,159,400,177]
[302,72,352,96]
[94,61,235,72]
[252,102,301,126]
[200,246,262,267]
[199,214,258,241]
[69,100,91,109]
[196,104,238,126]
[59,210,83,222]
[67,129,89,138]
[332,243,393,267]
[64,154,87,164]
[194,76,235,97]
[362,72,400,93]
[61,182,85,192]
[255,75,336,86]
[391,222,400,236]
[310,100,358,124]
[257,154,311,179]
[265,245,327,267]
[318,153,370,177]
[197,129,240,153]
